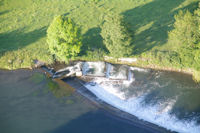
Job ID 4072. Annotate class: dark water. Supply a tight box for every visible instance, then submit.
[0,69,154,133]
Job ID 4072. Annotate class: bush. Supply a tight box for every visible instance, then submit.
[100,14,133,58]
[192,70,200,83]
[47,15,82,63]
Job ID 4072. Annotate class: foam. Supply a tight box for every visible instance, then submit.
[130,67,149,72]
[83,62,105,76]
[84,80,200,133]
[109,65,127,80]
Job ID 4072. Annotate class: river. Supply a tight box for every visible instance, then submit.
[0,69,159,133]
[0,62,200,133]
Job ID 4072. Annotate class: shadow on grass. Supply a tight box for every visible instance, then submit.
[0,26,47,55]
[80,27,108,55]
[122,0,198,55]
[0,10,9,16]
[0,10,10,25]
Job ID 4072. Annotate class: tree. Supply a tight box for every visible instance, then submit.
[168,10,200,49]
[167,4,200,69]
[47,15,82,62]
[100,14,133,58]
[195,3,200,43]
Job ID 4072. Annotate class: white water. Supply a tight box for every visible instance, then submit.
[53,62,82,78]
[128,67,134,81]
[109,65,128,80]
[130,67,149,72]
[84,80,200,133]
[106,63,111,78]
[82,62,105,76]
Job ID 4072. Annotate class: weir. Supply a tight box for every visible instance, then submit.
[49,61,134,82]
[106,63,112,78]
[128,67,133,81]
[82,62,89,76]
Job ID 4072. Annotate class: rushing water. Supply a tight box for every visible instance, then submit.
[83,62,200,133]
[0,69,157,133]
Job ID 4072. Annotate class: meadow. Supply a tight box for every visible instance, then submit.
[0,0,199,69]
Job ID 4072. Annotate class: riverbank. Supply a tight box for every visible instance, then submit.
[102,57,199,82]
[1,55,198,84]
[3,57,198,83]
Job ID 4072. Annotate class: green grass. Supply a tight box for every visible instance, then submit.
[0,0,199,69]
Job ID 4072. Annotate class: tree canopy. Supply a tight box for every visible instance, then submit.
[166,4,200,80]
[47,15,82,62]
[100,14,133,58]
[168,8,200,49]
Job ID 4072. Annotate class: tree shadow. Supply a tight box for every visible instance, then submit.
[122,0,198,55]
[0,10,9,16]
[0,26,47,55]
[0,10,10,24]
[80,27,108,55]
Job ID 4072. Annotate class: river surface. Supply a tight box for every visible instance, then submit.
[1,62,200,133]
[81,62,200,133]
[0,69,157,133]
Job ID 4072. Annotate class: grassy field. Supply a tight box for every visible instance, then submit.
[0,0,199,69]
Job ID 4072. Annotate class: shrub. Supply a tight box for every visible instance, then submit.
[47,15,82,63]
[192,70,200,83]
